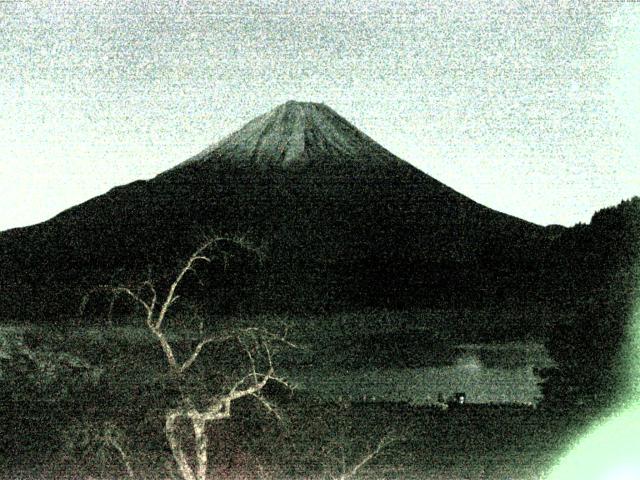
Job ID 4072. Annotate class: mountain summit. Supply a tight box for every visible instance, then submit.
[177,101,406,171]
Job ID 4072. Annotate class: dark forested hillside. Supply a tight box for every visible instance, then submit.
[540,197,640,406]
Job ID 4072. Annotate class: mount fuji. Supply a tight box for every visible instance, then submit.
[0,101,554,318]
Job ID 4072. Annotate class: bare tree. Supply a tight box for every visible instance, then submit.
[90,236,295,480]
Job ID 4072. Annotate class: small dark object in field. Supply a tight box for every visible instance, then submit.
[448,392,466,408]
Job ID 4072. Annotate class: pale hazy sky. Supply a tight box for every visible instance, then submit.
[1,0,639,230]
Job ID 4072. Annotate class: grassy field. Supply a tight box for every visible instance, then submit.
[0,308,586,479]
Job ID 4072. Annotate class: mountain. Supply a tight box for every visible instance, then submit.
[1,101,557,319]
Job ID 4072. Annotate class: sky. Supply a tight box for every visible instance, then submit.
[1,0,639,230]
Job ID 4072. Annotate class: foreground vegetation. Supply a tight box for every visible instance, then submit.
[0,390,597,479]
[0,310,594,480]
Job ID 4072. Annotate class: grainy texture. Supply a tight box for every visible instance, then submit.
[1,1,639,479]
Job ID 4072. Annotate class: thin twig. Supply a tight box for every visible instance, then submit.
[337,436,396,480]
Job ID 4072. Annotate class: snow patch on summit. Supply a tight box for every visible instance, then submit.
[215,101,372,165]
[178,101,404,169]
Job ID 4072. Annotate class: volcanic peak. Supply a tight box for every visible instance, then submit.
[178,101,402,169]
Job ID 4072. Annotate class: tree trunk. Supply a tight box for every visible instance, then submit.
[193,416,208,480]
[166,412,197,480]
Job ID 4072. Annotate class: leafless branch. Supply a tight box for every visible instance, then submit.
[237,326,301,350]
[251,392,282,421]
[141,279,157,313]
[238,336,258,383]
[83,284,154,324]
[98,424,136,480]
[267,374,295,391]
[332,436,396,480]
[155,235,261,331]
[227,368,273,401]
[148,324,178,368]
[179,334,232,373]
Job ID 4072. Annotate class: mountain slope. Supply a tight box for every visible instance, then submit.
[1,101,553,318]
